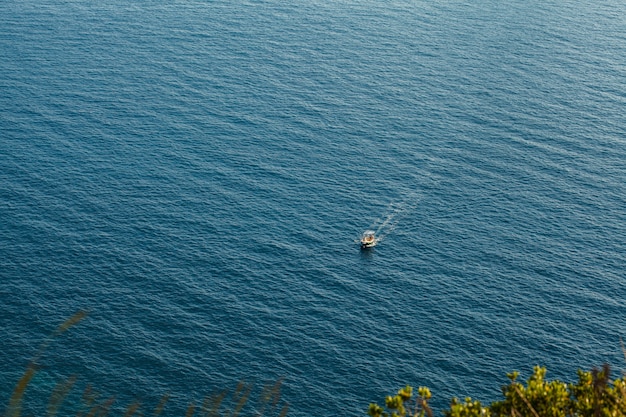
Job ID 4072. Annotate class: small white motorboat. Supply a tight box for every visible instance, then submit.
[360,230,377,249]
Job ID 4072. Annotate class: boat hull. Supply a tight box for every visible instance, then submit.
[360,241,376,249]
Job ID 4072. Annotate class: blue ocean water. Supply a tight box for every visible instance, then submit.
[1,0,626,415]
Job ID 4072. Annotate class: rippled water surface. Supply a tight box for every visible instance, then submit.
[1,1,625,415]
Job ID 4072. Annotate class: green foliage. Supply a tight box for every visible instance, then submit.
[8,313,626,417]
[445,397,486,417]
[489,366,571,417]
[368,385,432,417]
[373,365,626,417]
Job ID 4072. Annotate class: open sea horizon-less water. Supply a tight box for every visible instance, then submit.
[1,0,625,415]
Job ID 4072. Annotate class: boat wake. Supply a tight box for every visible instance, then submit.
[358,194,422,246]
[370,202,409,242]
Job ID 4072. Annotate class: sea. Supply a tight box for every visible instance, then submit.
[1,0,625,416]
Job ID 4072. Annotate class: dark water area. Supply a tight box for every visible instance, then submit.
[1,1,625,415]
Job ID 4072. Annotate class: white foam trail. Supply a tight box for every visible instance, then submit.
[363,193,422,244]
